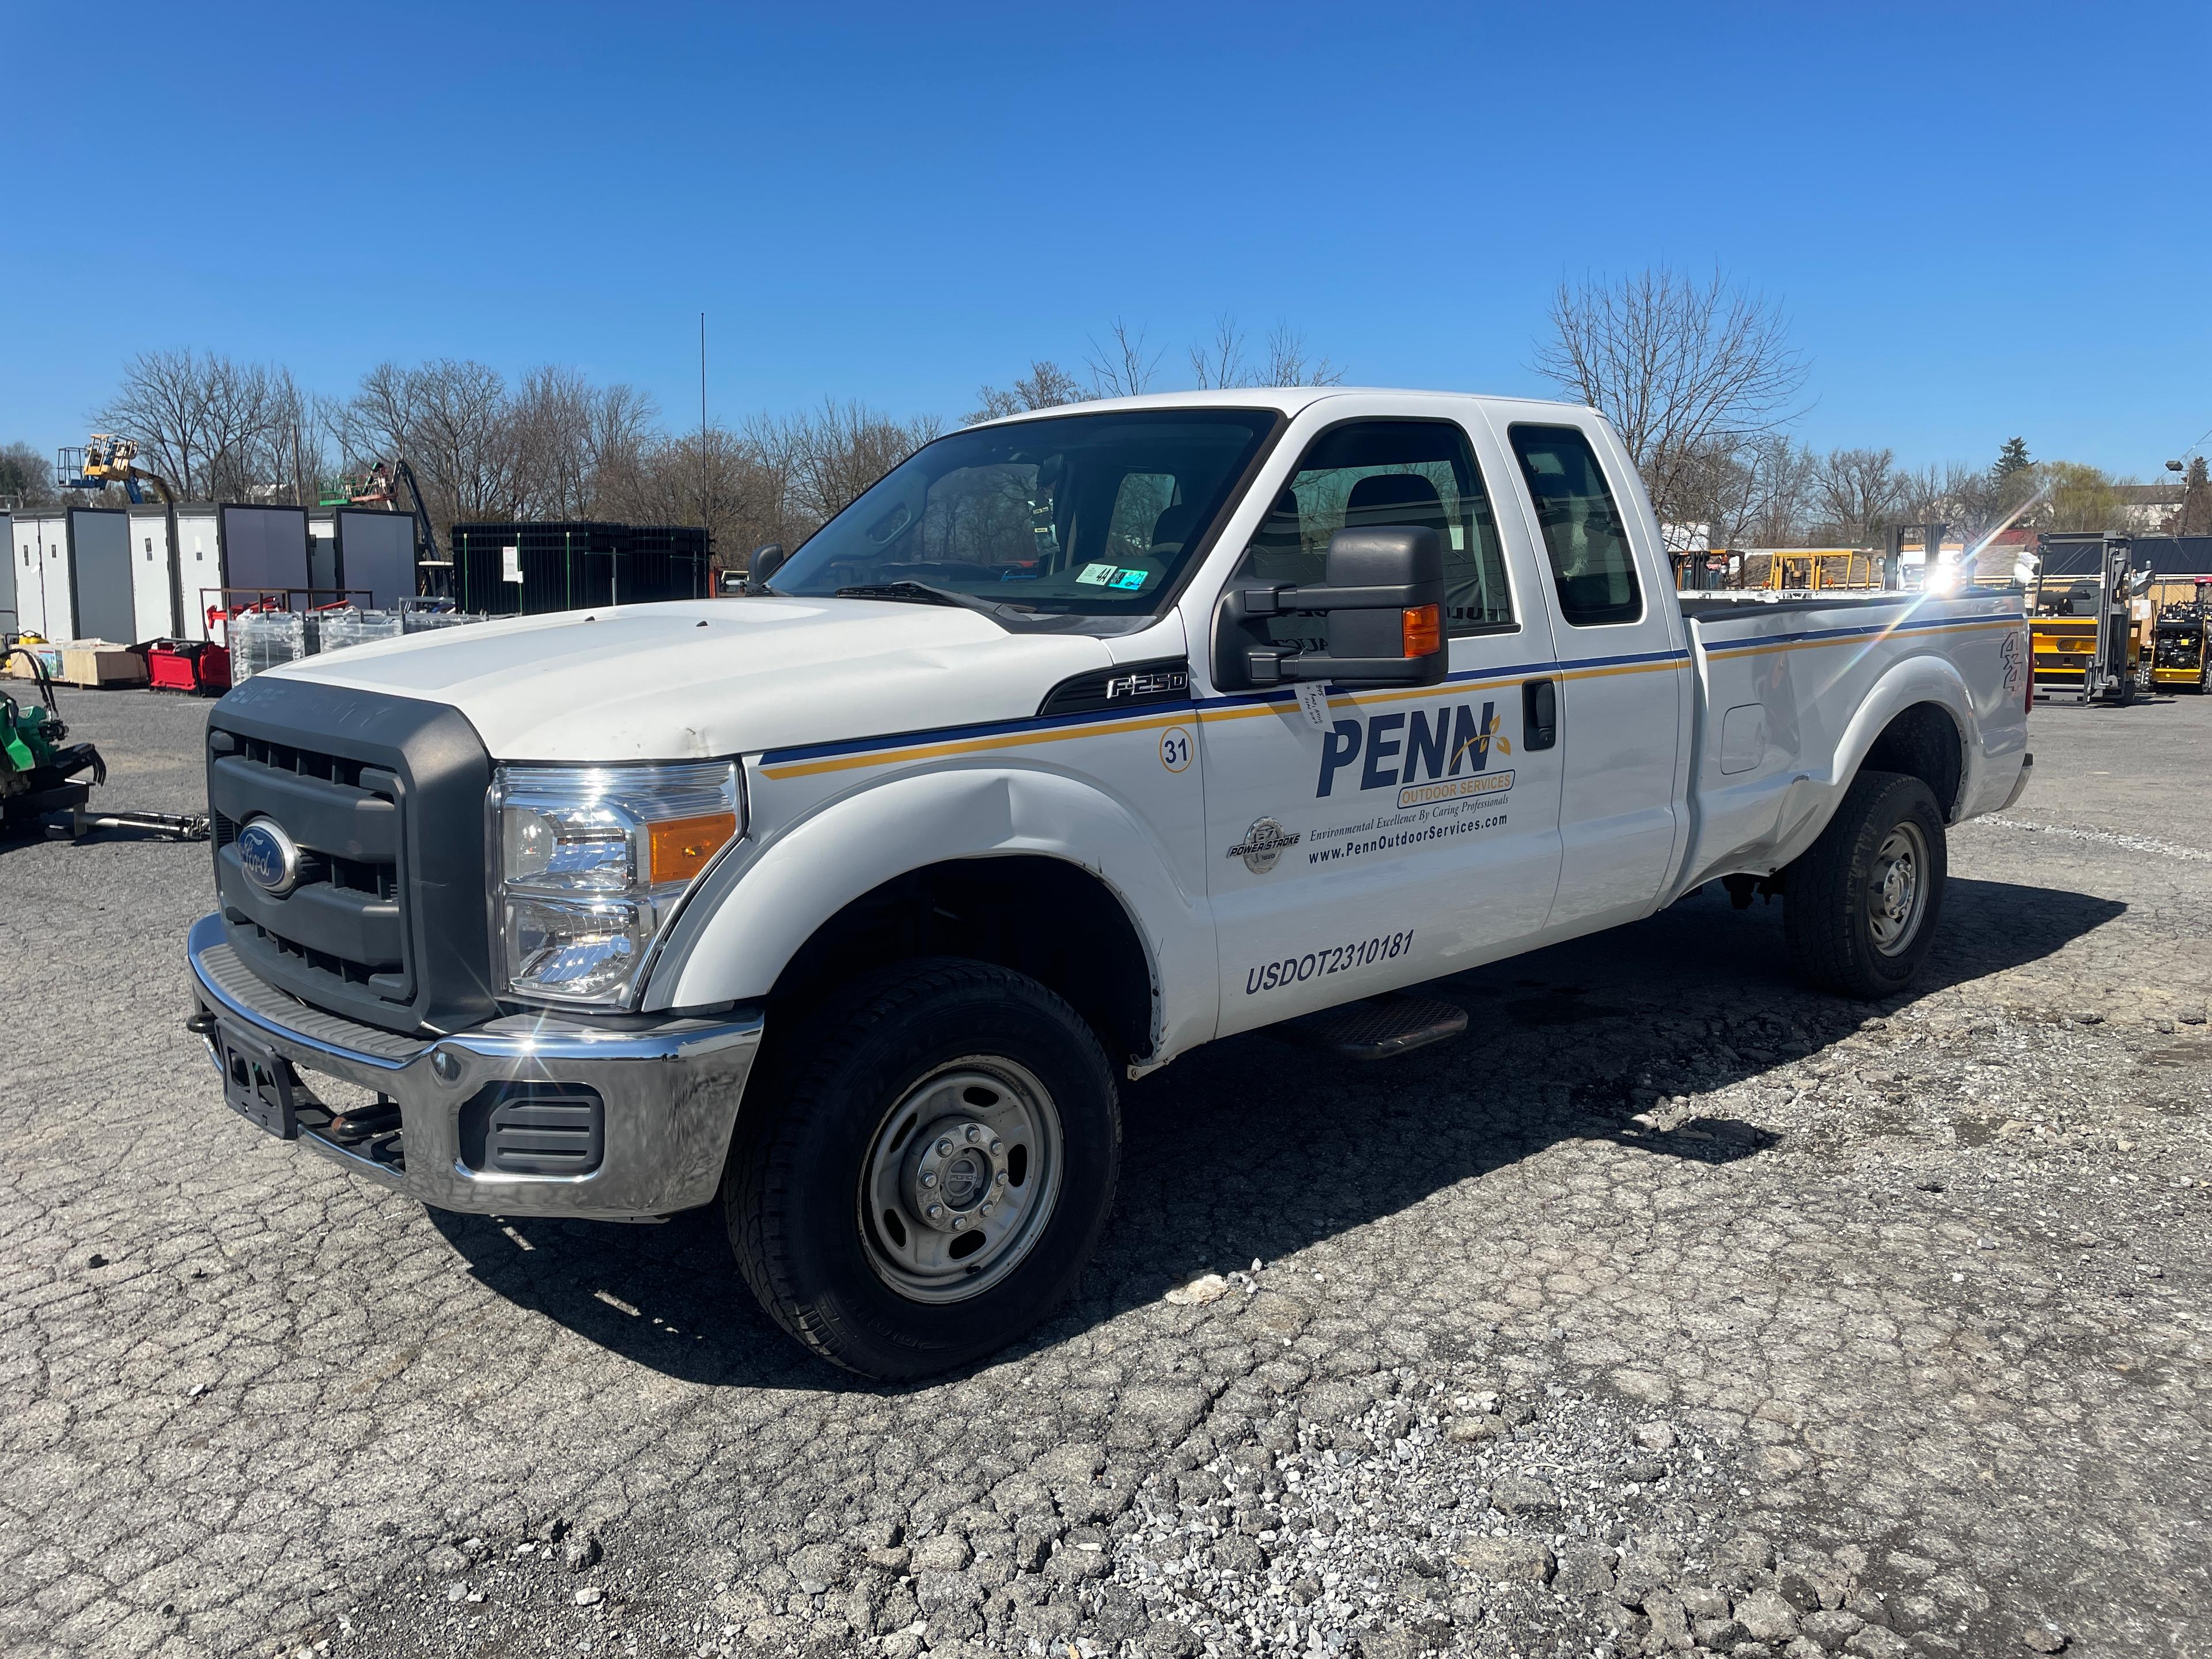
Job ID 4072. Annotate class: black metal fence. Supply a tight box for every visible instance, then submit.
[448,522,711,616]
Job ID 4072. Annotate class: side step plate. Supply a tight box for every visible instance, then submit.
[1276,992,1468,1061]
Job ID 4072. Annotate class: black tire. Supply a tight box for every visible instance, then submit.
[1783,770,1948,1000]
[2113,671,2137,706]
[725,957,1120,1380]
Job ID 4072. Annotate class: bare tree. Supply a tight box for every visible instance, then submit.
[1533,266,1809,525]
[0,441,58,508]
[508,365,599,519]
[1666,433,1819,546]
[758,399,942,531]
[1813,448,1904,543]
[1894,463,1953,532]
[1189,316,1251,390]
[96,348,291,500]
[343,359,518,537]
[1085,320,1162,399]
[594,423,784,565]
[1258,321,1344,388]
[966,361,1082,425]
[1186,316,1344,391]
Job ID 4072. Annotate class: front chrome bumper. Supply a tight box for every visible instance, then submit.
[185,912,762,1221]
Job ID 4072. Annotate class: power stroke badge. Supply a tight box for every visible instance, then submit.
[1227,817,1301,874]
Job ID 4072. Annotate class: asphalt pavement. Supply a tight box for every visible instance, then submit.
[1,682,2206,1659]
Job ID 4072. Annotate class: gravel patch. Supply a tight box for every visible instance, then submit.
[2,689,2207,1658]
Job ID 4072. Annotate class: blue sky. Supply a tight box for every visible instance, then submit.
[3,1,2205,476]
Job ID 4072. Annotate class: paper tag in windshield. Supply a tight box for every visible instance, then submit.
[1108,568,1149,590]
[1076,563,1119,586]
[1296,681,1329,730]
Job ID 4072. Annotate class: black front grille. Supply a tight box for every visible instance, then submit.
[210,734,407,997]
[209,676,497,1036]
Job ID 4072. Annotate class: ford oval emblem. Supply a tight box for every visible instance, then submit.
[237,819,302,896]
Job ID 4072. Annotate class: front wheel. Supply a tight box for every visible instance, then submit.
[1783,770,1948,999]
[725,958,1120,1380]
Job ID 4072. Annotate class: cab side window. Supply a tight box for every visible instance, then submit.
[1236,419,1512,647]
[1508,424,1642,626]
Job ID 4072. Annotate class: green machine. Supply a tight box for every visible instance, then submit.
[1,648,107,832]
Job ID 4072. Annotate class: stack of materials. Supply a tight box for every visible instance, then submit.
[228,611,305,683]
[318,608,406,654]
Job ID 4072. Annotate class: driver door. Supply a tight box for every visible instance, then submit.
[1199,411,1566,1037]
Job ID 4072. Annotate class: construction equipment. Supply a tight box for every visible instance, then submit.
[2029,535,2147,704]
[1,646,106,832]
[2,645,210,842]
[2147,577,2212,692]
[323,457,440,564]
[1764,548,1885,592]
[57,434,178,507]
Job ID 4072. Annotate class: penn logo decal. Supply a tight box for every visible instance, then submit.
[1316,700,1515,801]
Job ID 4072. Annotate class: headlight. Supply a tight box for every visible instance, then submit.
[491,761,741,1008]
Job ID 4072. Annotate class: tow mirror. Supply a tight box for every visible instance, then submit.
[746,543,787,594]
[1211,525,1446,691]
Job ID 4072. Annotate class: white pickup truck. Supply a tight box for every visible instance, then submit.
[187,388,2031,1377]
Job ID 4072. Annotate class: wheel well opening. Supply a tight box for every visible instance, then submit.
[768,856,1156,1066]
[1862,702,1965,819]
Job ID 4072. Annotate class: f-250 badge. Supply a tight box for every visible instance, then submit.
[1227,817,1301,874]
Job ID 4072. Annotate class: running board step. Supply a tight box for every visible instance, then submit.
[1276,992,1468,1061]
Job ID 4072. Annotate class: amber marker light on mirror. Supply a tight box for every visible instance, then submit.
[648,811,738,883]
[1402,604,1442,657]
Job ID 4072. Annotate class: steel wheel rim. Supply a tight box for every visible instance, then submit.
[1867,820,1929,956]
[858,1056,1063,1304]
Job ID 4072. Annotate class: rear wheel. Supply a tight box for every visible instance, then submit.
[1783,770,1948,999]
[725,957,1120,1380]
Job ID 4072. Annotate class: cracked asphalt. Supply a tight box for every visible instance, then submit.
[2,684,2207,1659]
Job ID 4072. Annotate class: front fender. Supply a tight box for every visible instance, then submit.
[644,764,1216,1060]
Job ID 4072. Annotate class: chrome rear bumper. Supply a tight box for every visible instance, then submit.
[185,912,761,1221]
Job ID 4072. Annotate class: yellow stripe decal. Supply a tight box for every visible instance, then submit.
[760,710,1194,779]
[1703,616,2020,659]
[761,614,2011,782]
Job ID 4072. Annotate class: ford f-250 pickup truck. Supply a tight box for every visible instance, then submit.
[187,388,2032,1378]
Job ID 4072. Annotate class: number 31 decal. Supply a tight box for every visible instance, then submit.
[1159,727,1194,773]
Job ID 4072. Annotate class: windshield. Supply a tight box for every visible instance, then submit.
[772,408,1279,616]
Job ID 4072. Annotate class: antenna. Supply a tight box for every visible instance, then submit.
[699,311,708,544]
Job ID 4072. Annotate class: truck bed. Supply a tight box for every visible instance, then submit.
[1671,587,2027,896]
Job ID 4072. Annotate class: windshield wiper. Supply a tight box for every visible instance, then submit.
[832,581,1022,617]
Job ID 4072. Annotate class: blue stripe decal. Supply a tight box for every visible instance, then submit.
[757,609,2012,775]
[1700,609,2023,653]
[1200,647,1691,713]
[762,695,1200,768]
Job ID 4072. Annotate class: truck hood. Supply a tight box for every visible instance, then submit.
[263,599,1134,762]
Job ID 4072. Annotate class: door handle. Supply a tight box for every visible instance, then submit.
[1522,678,1558,750]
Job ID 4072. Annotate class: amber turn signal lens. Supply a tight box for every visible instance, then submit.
[1402,603,1442,657]
[647,810,737,883]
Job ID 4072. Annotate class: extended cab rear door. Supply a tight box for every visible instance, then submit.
[1486,412,1693,937]
[1194,401,1566,1036]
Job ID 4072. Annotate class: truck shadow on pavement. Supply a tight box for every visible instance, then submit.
[427,874,2123,1389]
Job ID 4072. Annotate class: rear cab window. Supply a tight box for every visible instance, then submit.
[1508,424,1642,627]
